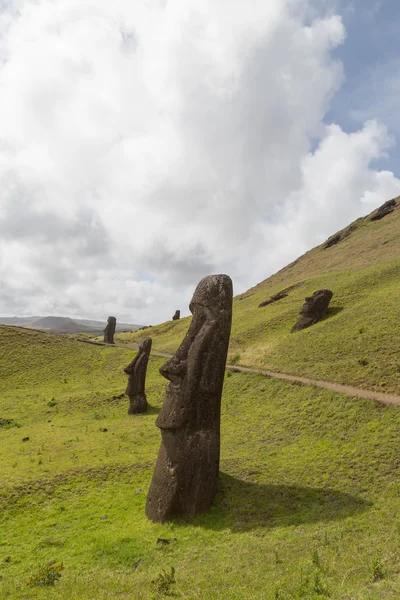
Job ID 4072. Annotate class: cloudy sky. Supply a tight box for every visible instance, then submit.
[1,0,399,325]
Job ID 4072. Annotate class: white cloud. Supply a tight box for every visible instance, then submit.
[0,0,399,324]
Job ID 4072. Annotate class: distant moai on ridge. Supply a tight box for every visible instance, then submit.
[172,310,180,321]
[103,316,116,344]
[291,289,333,333]
[124,337,152,414]
[146,274,233,523]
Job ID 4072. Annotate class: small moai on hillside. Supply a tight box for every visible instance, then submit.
[146,274,233,523]
[291,289,333,333]
[124,338,152,414]
[103,316,116,344]
[172,310,180,321]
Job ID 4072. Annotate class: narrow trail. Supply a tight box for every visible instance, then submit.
[117,342,400,407]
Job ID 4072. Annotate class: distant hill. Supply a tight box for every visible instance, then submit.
[120,196,400,394]
[28,316,99,334]
[0,315,143,335]
[0,316,41,326]
[74,318,142,332]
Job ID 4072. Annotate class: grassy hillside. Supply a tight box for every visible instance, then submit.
[118,197,400,394]
[1,326,400,598]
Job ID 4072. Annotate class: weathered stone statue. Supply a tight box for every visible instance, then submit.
[291,289,333,332]
[172,310,180,321]
[124,338,152,414]
[103,316,116,344]
[146,274,233,523]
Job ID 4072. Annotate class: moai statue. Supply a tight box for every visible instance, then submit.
[124,338,152,414]
[291,289,333,333]
[146,274,233,523]
[103,316,116,344]
[172,310,180,321]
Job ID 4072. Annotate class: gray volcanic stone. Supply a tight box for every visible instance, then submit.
[145,274,233,523]
[370,199,396,221]
[291,289,333,333]
[172,310,180,320]
[124,338,152,414]
[103,316,116,344]
[258,282,305,308]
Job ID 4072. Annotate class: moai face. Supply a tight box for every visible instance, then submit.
[157,278,231,432]
[291,289,333,333]
[300,290,333,317]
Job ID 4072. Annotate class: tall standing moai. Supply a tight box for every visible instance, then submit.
[103,316,116,344]
[146,274,233,523]
[172,310,180,321]
[124,337,152,414]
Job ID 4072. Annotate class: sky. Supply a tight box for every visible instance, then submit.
[0,0,399,325]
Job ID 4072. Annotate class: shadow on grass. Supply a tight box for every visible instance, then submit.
[196,473,370,532]
[326,306,344,318]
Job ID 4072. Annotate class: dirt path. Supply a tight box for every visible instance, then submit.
[225,365,400,406]
[115,342,400,407]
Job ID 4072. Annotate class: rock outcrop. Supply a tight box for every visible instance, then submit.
[369,199,396,221]
[258,282,304,308]
[323,222,360,249]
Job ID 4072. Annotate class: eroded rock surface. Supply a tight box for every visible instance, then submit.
[291,289,333,333]
[323,221,361,249]
[370,199,396,221]
[103,316,116,344]
[258,282,304,308]
[124,337,152,414]
[146,274,233,523]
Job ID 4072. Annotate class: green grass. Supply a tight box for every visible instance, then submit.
[1,326,400,598]
[117,201,400,394]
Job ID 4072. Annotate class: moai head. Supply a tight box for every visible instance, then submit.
[158,275,232,432]
[300,289,333,318]
[291,289,333,332]
[172,310,180,321]
[146,274,233,522]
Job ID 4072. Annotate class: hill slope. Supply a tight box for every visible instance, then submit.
[118,196,400,394]
[1,326,400,598]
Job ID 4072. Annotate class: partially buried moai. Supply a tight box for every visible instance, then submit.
[291,289,333,333]
[172,310,180,321]
[146,274,233,523]
[103,316,116,344]
[124,338,152,414]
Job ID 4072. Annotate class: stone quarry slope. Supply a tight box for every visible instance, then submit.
[2,323,400,597]
[118,196,400,394]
